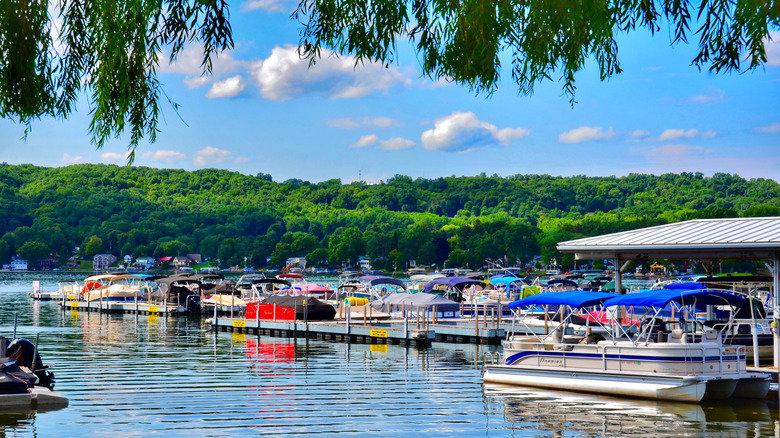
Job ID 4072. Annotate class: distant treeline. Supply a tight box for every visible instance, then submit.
[0,163,778,271]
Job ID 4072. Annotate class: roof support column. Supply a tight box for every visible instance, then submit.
[772,254,779,368]
[614,254,623,295]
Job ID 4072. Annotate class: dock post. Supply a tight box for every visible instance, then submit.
[403,312,408,341]
[213,301,218,329]
[231,294,234,319]
[346,304,351,338]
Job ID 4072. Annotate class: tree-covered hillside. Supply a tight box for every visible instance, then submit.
[1,163,778,271]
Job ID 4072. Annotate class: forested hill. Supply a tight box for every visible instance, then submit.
[1,163,778,270]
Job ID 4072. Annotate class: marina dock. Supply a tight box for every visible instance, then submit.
[58,300,188,315]
[209,314,506,346]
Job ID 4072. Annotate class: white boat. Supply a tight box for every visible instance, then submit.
[483,290,771,403]
[81,274,152,302]
[29,279,80,301]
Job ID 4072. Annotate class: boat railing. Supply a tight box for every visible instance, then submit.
[596,342,747,375]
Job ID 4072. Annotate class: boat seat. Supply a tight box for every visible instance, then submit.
[702,329,722,345]
[667,329,687,344]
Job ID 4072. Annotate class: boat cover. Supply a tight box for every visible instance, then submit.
[508,291,618,309]
[423,277,483,293]
[369,293,461,313]
[662,282,706,290]
[262,295,336,320]
[603,289,746,308]
[358,276,407,291]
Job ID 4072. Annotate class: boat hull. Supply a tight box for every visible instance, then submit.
[483,364,706,403]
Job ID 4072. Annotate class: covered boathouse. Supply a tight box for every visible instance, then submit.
[556,216,780,366]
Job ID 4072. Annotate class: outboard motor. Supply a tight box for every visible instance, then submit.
[186,295,201,314]
[7,338,56,390]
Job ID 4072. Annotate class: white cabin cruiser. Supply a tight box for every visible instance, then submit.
[483,290,770,403]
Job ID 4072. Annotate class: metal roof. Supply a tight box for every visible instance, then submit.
[557,217,780,260]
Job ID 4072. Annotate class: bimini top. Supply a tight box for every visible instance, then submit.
[603,289,746,308]
[359,275,407,291]
[490,276,525,288]
[508,291,618,309]
[423,277,484,293]
[557,217,780,260]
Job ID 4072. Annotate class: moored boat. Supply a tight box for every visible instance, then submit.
[1,335,68,410]
[483,289,770,403]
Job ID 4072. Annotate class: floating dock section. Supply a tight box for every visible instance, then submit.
[58,300,188,315]
[209,312,505,347]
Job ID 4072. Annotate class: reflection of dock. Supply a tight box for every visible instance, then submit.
[58,300,188,315]
[209,316,506,347]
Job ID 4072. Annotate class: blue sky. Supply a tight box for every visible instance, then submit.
[1,3,779,183]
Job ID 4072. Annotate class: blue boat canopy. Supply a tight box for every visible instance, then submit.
[423,277,484,293]
[359,276,407,291]
[508,291,618,309]
[490,276,525,288]
[603,289,746,308]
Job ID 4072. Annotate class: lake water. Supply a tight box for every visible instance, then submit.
[1,272,777,437]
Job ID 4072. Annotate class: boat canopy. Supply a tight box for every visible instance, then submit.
[508,291,619,309]
[547,279,579,288]
[370,292,461,313]
[359,275,407,291]
[490,276,525,288]
[423,277,483,293]
[602,289,746,308]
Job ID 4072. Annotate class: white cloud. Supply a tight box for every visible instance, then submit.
[206,75,246,98]
[629,129,651,138]
[249,45,413,100]
[142,150,186,163]
[421,112,530,152]
[241,0,295,12]
[328,116,400,129]
[100,151,131,163]
[756,122,780,133]
[351,134,379,148]
[183,76,211,89]
[766,31,780,67]
[558,126,616,144]
[378,137,415,151]
[193,146,232,166]
[659,129,696,141]
[687,88,725,103]
[61,153,82,164]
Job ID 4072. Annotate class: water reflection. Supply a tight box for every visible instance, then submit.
[485,383,778,437]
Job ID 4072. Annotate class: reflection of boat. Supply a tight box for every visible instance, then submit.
[1,335,68,410]
[483,290,771,403]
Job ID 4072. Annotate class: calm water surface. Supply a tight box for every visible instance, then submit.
[0,272,777,437]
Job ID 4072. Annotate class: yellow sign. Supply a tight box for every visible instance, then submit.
[67,295,75,300]
[69,301,79,308]
[232,332,246,342]
[370,329,388,338]
[232,320,247,328]
[370,344,388,353]
[148,306,159,313]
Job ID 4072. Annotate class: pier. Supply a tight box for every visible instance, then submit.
[58,300,188,315]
